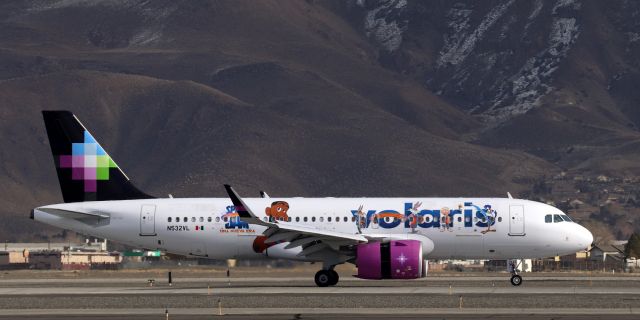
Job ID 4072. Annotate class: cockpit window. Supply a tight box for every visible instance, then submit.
[561,215,572,222]
[553,214,564,223]
[545,214,552,223]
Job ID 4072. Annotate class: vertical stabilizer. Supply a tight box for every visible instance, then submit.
[42,110,153,203]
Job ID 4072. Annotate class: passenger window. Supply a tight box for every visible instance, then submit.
[344,217,348,222]
[553,214,563,223]
[215,217,220,222]
[351,216,356,222]
[312,217,316,222]
[168,217,172,222]
[191,217,196,222]
[320,217,324,222]
[296,217,300,222]
[498,217,502,222]
[545,215,552,223]
[183,217,187,222]
[176,217,179,222]
[304,217,308,222]
[207,217,212,222]
[328,217,332,222]
[223,217,228,222]
[457,217,462,222]
[199,217,204,222]
[287,217,291,222]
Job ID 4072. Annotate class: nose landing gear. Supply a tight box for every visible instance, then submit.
[510,274,522,286]
[314,269,339,287]
[508,259,523,286]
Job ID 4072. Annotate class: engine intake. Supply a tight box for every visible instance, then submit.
[356,240,423,279]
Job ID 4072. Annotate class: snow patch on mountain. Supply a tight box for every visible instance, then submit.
[437,0,515,67]
[360,0,408,52]
[27,0,177,48]
[428,0,582,126]
[528,0,544,20]
[483,16,580,124]
[552,0,581,14]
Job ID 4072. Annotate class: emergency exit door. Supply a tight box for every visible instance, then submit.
[140,205,156,236]
[509,205,525,236]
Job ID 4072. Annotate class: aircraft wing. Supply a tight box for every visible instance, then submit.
[224,185,368,258]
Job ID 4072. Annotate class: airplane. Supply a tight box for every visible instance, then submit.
[31,111,593,287]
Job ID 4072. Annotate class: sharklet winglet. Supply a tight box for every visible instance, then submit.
[223,184,253,219]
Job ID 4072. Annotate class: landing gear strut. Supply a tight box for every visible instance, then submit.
[508,259,522,286]
[314,269,339,287]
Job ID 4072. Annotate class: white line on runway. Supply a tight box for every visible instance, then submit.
[1,308,639,316]
[1,286,640,295]
[0,276,638,284]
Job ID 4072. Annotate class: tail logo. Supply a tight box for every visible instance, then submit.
[58,131,117,192]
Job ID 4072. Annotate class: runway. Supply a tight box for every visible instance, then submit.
[1,269,639,319]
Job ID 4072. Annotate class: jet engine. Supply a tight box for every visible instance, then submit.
[356,240,424,279]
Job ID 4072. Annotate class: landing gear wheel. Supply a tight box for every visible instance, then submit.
[328,270,339,286]
[315,270,332,287]
[510,274,522,286]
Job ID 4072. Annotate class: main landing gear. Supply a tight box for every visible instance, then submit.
[314,269,339,287]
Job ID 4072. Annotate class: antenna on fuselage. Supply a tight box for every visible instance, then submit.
[260,191,270,198]
[507,192,513,199]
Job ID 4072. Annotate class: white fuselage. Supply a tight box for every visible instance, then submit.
[33,197,593,261]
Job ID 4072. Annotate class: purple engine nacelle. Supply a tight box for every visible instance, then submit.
[356,240,423,279]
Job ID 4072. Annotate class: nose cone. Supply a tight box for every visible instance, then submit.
[575,225,594,251]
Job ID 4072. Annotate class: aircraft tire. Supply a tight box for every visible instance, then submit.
[315,270,332,287]
[510,274,522,286]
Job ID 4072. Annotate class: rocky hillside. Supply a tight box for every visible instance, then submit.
[0,0,638,240]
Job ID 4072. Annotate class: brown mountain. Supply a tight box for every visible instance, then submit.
[0,0,638,240]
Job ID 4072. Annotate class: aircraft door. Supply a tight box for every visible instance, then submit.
[509,205,525,236]
[140,205,156,236]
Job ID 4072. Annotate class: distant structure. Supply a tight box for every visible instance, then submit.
[0,238,120,270]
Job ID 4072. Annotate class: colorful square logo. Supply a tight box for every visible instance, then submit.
[59,131,117,192]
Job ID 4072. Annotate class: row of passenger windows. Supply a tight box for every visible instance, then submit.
[167,215,504,224]
[266,216,354,223]
[544,214,573,223]
[168,217,212,223]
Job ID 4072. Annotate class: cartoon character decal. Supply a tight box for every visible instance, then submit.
[440,207,451,232]
[480,205,497,234]
[252,235,276,253]
[407,201,422,233]
[265,201,290,222]
[355,205,366,233]
[222,205,250,229]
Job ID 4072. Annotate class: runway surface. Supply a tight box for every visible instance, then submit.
[1,269,639,319]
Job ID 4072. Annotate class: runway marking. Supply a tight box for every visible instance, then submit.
[1,286,640,295]
[0,276,638,284]
[1,307,639,316]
